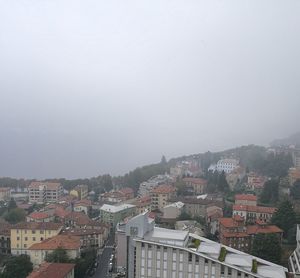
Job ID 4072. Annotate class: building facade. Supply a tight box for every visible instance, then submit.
[27,262,75,278]
[28,182,63,204]
[10,222,63,255]
[0,187,11,201]
[116,212,288,278]
[150,185,176,211]
[70,184,89,200]
[183,178,207,195]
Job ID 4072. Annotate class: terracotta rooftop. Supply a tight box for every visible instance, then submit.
[183,177,208,185]
[134,196,151,206]
[247,224,283,235]
[12,222,63,230]
[233,205,276,214]
[119,187,134,195]
[27,212,50,220]
[29,182,61,190]
[27,262,75,278]
[0,187,10,192]
[151,185,176,194]
[61,228,105,236]
[219,216,244,228]
[235,194,257,201]
[64,211,92,225]
[29,235,80,250]
[74,199,92,207]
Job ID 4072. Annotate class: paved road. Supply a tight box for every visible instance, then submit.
[92,233,115,278]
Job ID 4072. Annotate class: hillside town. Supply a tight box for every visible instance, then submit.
[0,144,300,278]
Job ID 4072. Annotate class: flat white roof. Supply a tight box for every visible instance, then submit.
[198,241,220,255]
[225,254,252,267]
[149,227,188,241]
[164,202,185,209]
[100,203,136,213]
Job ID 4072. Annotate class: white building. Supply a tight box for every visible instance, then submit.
[289,224,300,276]
[138,174,173,197]
[28,182,63,204]
[116,212,288,278]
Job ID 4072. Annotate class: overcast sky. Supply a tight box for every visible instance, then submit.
[0,0,299,179]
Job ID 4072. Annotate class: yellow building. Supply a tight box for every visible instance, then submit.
[11,222,63,255]
[150,185,176,211]
[0,187,11,201]
[70,185,88,200]
[28,235,80,267]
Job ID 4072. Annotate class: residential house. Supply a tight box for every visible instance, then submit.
[74,199,92,215]
[288,168,300,186]
[28,182,63,204]
[226,167,246,190]
[247,172,266,190]
[150,184,176,211]
[27,262,75,278]
[182,178,207,194]
[100,187,134,204]
[10,222,63,255]
[206,206,223,235]
[70,185,88,200]
[138,174,174,197]
[28,235,80,267]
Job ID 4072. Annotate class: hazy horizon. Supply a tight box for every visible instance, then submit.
[1,0,299,179]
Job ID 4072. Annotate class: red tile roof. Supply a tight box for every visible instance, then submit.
[74,199,92,207]
[64,211,91,226]
[0,187,10,192]
[151,185,176,194]
[235,194,257,201]
[29,235,80,250]
[222,231,249,238]
[119,187,134,195]
[247,224,283,235]
[27,212,50,220]
[27,262,75,278]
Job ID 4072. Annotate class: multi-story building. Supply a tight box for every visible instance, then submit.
[289,224,300,275]
[74,199,92,215]
[28,235,81,267]
[28,182,63,204]
[292,149,300,169]
[232,205,276,224]
[133,196,152,214]
[0,187,11,201]
[288,168,300,186]
[61,227,108,253]
[100,187,135,203]
[209,159,239,174]
[150,185,176,211]
[226,167,246,191]
[183,178,207,195]
[27,262,75,278]
[168,196,223,219]
[138,175,174,197]
[0,222,11,254]
[10,222,63,255]
[116,212,288,278]
[219,216,282,253]
[99,203,136,229]
[247,173,266,190]
[70,184,89,200]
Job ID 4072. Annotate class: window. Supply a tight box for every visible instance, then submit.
[24,244,27,248]
[32,230,36,234]
[32,237,36,241]
[40,230,44,234]
[17,237,20,241]
[25,237,28,241]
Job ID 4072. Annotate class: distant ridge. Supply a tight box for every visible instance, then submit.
[270,132,300,147]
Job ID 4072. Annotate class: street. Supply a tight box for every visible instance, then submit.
[92,233,115,278]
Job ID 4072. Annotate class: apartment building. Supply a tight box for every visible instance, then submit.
[70,184,89,200]
[27,262,75,278]
[28,182,63,204]
[183,178,207,195]
[150,185,176,211]
[288,168,300,186]
[28,235,80,267]
[289,224,300,275]
[162,202,185,219]
[138,175,173,197]
[99,203,136,229]
[133,196,152,214]
[247,173,266,190]
[168,196,223,218]
[0,222,11,254]
[74,199,92,215]
[116,212,288,278]
[10,222,63,255]
[0,187,11,201]
[235,194,257,206]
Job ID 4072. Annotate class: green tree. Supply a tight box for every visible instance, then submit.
[7,198,17,211]
[4,208,26,224]
[160,155,167,165]
[291,180,300,200]
[271,200,296,236]
[45,247,70,263]
[217,171,229,192]
[251,233,281,264]
[0,255,33,278]
[260,179,279,204]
